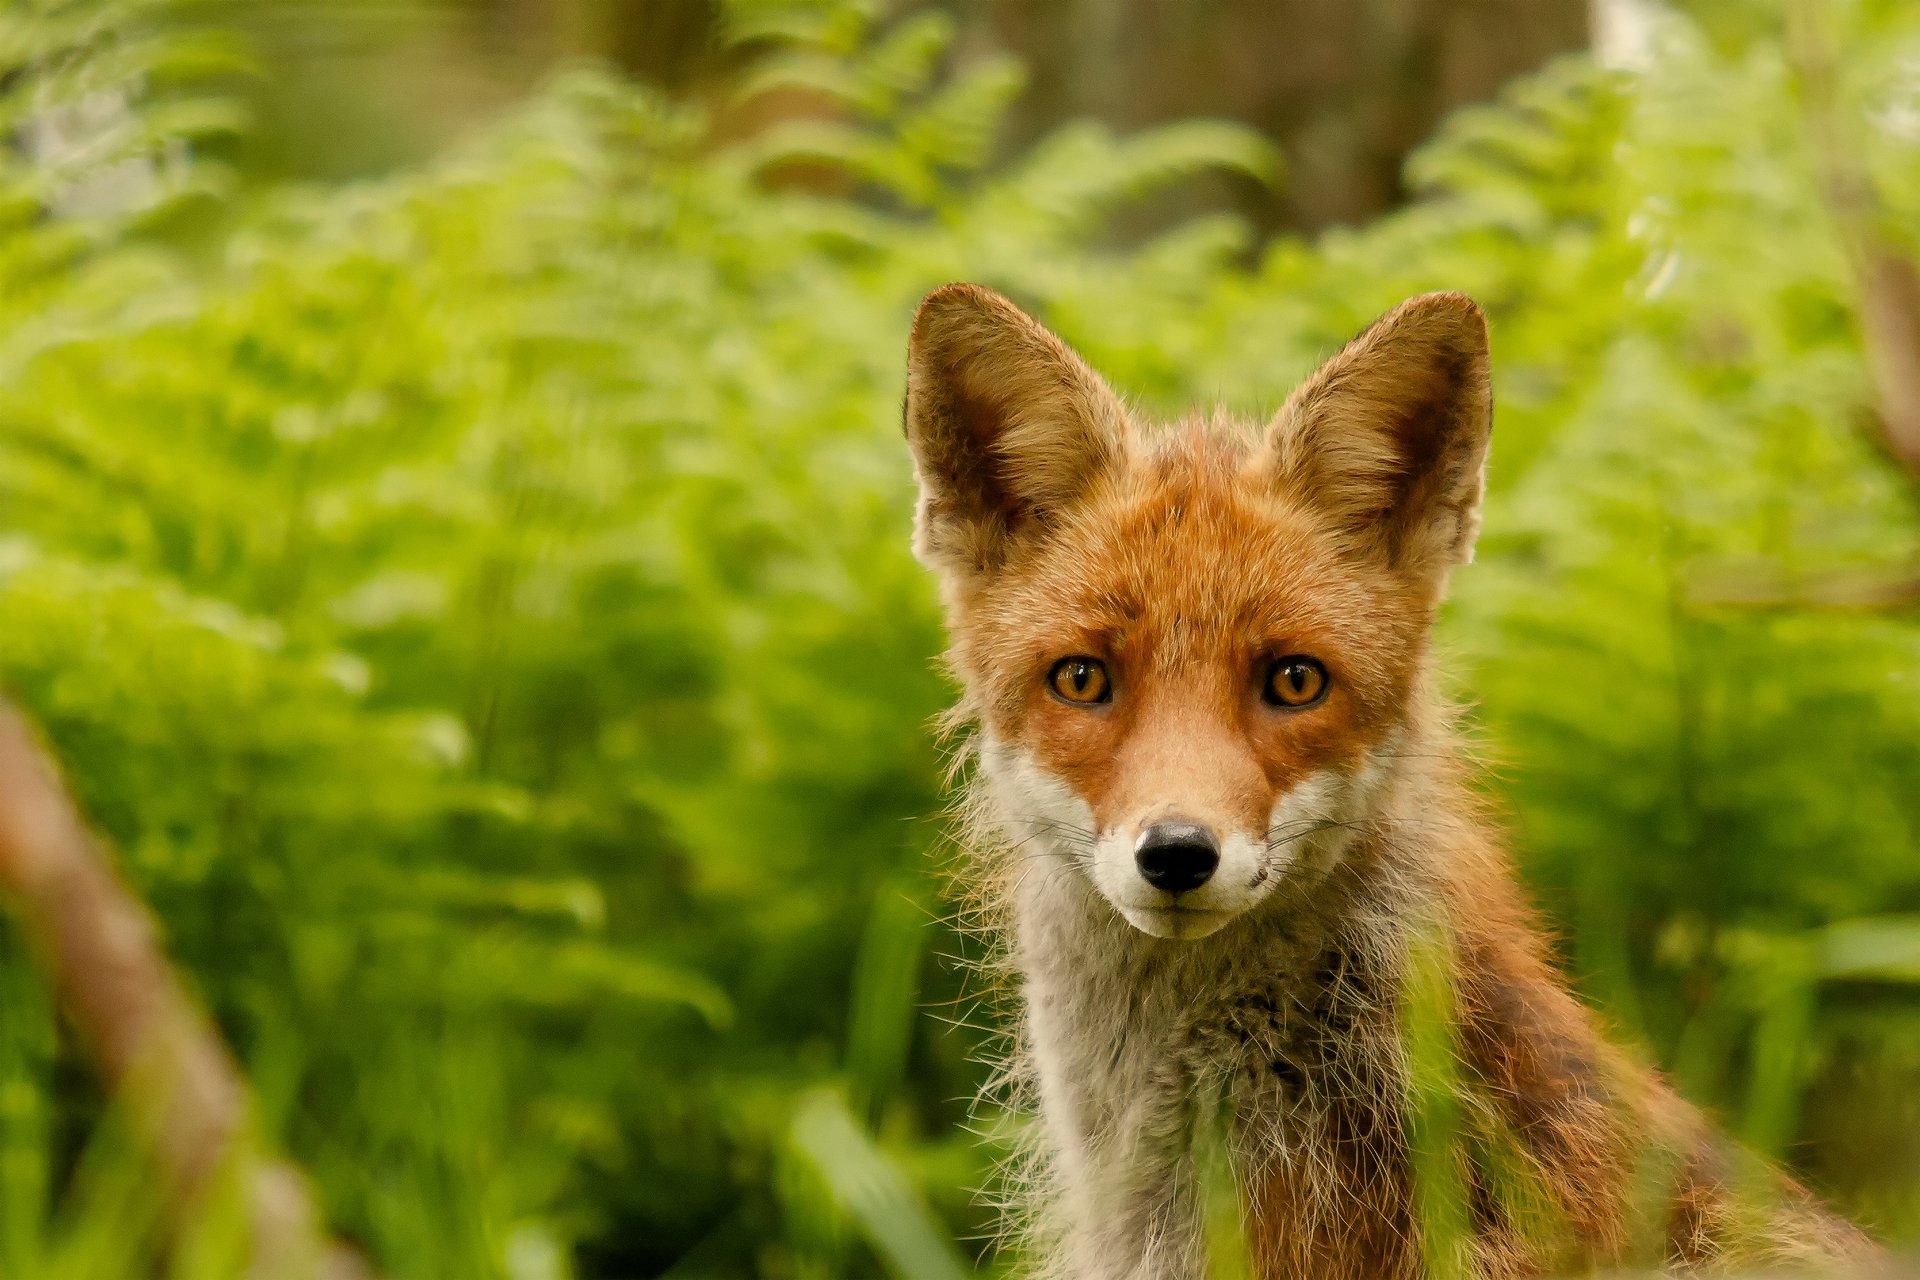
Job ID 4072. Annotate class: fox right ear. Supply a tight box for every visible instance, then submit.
[904,284,1127,581]
[1266,292,1492,596]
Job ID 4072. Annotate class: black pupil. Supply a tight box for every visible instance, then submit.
[1283,664,1307,693]
[1069,663,1092,693]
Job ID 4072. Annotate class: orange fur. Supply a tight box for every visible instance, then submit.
[904,284,1881,1278]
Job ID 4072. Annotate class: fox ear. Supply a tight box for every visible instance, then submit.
[905,284,1127,580]
[1268,292,1492,592]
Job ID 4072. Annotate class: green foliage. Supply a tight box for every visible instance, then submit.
[3,0,1920,1275]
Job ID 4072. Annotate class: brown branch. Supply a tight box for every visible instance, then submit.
[1686,2,1920,617]
[1787,0,1920,485]
[0,699,367,1280]
[1685,558,1920,611]
[1857,251,1920,476]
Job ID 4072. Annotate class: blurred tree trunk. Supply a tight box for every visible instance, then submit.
[942,0,1591,232]
[489,0,719,92]
[535,0,1589,234]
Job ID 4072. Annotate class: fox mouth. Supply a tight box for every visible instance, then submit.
[1119,901,1236,941]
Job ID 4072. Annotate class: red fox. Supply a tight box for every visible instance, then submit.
[903,284,1882,1278]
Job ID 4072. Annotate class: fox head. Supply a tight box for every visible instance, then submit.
[905,284,1491,941]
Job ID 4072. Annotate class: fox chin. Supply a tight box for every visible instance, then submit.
[904,282,1881,1279]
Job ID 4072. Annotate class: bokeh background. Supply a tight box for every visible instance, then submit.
[4,0,1920,1276]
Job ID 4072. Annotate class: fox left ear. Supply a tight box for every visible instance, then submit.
[904,283,1127,584]
[1267,292,1492,594]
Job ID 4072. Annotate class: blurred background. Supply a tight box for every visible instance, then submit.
[3,0,1920,1276]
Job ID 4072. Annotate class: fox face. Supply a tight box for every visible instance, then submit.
[906,285,1491,940]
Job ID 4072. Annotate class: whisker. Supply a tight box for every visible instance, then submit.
[1264,817,1365,852]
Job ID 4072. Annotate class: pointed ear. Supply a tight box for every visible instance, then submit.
[904,284,1127,580]
[1268,292,1492,593]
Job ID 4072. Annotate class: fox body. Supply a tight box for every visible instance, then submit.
[903,285,1878,1279]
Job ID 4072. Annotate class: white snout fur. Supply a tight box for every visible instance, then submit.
[977,735,1390,940]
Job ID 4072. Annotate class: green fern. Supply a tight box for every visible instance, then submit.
[3,0,1920,1275]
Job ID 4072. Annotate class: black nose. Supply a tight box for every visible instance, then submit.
[1134,821,1220,894]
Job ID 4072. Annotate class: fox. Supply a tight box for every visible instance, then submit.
[902,283,1885,1279]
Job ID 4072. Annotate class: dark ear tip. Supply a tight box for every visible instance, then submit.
[1387,291,1490,353]
[911,282,1024,348]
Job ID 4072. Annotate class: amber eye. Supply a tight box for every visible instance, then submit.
[1047,657,1111,705]
[1264,656,1328,708]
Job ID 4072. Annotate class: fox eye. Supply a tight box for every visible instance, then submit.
[1048,657,1111,705]
[1264,656,1328,709]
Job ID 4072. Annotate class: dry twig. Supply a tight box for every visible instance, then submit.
[0,699,367,1280]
